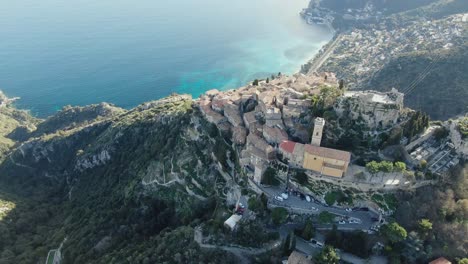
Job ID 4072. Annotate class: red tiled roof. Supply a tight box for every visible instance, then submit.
[429,257,452,264]
[304,144,351,162]
[280,140,296,154]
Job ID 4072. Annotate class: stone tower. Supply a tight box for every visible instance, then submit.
[311,117,325,146]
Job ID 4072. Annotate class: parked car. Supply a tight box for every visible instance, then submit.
[238,203,245,209]
[311,207,318,211]
[338,220,346,224]
[310,239,324,248]
[281,193,289,200]
[349,219,359,224]
[371,217,379,222]
[345,208,352,212]
[275,196,284,202]
[306,195,311,202]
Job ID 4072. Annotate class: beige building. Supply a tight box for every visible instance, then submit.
[279,116,351,178]
[303,144,351,178]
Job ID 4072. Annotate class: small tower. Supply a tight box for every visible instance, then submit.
[311,117,325,146]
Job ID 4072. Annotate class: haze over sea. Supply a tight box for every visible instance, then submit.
[0,0,332,117]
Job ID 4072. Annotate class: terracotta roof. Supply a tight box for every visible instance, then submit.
[429,257,452,264]
[279,140,296,154]
[304,144,351,162]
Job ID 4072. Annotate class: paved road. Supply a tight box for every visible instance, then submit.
[261,185,380,231]
[194,227,281,263]
[307,35,342,73]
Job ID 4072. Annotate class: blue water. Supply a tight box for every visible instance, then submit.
[0,0,332,117]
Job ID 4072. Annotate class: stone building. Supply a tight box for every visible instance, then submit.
[335,88,404,129]
[311,117,325,146]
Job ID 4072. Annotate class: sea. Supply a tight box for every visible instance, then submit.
[0,0,332,117]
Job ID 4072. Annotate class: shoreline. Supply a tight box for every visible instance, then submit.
[2,5,336,118]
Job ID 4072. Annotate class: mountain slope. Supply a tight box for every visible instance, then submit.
[0,95,239,264]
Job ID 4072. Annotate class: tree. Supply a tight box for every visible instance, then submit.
[301,219,315,240]
[383,222,407,243]
[252,79,259,86]
[266,77,269,84]
[380,161,394,173]
[418,219,432,235]
[339,79,345,89]
[366,161,380,176]
[319,211,335,224]
[394,162,406,173]
[262,167,280,186]
[458,258,468,264]
[325,224,340,246]
[282,231,296,256]
[314,246,340,264]
[271,207,288,225]
[294,171,308,185]
[420,159,428,170]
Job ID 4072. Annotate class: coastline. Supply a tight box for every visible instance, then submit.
[2,4,335,118]
[0,91,20,108]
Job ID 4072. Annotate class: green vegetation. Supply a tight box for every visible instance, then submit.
[0,96,241,263]
[368,44,468,120]
[418,219,433,236]
[318,211,335,224]
[371,193,398,211]
[0,107,38,160]
[262,167,280,186]
[293,171,308,185]
[324,190,352,206]
[228,220,279,248]
[252,79,259,86]
[282,231,296,256]
[314,245,340,264]
[383,222,408,244]
[310,85,343,117]
[271,207,288,225]
[458,117,468,138]
[326,225,370,258]
[366,160,408,176]
[248,194,268,214]
[295,219,315,241]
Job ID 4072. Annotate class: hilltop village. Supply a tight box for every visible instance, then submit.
[198,71,435,186]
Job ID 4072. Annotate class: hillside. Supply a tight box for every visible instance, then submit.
[306,4,467,120]
[0,95,239,263]
[365,43,468,120]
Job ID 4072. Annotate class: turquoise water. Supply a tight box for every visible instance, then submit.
[0,0,332,117]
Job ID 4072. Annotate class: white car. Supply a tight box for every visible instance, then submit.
[338,220,346,224]
[345,208,352,212]
[310,240,324,248]
[306,195,311,202]
[274,196,284,202]
[281,192,289,200]
[349,219,359,224]
[311,207,318,211]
